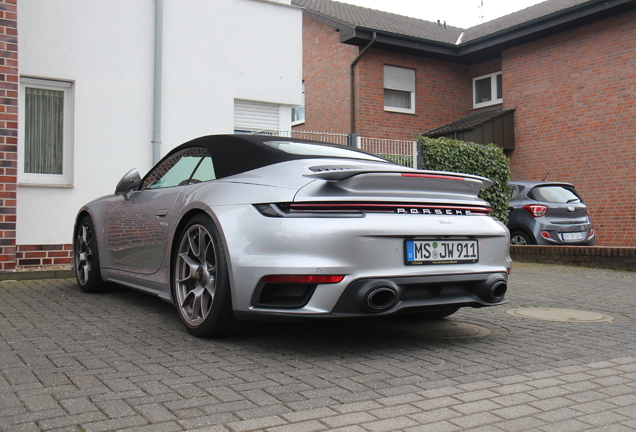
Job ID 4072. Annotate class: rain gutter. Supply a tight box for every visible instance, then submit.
[152,0,163,164]
[349,31,376,135]
[456,0,631,53]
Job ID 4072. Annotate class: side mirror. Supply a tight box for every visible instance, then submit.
[115,168,141,199]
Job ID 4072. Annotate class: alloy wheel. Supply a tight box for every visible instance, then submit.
[510,234,529,246]
[75,223,93,285]
[174,224,217,326]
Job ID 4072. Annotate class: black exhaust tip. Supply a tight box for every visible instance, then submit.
[366,286,398,311]
[489,280,507,302]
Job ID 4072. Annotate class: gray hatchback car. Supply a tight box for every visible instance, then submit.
[507,181,595,246]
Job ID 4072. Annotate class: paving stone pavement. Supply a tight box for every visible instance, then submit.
[1,262,635,432]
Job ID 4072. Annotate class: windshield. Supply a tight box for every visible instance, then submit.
[531,185,581,203]
[263,141,389,162]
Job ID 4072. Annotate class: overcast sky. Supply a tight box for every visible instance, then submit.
[338,0,547,28]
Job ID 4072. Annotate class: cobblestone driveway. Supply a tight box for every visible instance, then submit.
[1,263,635,432]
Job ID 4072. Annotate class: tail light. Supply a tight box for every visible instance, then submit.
[523,204,548,217]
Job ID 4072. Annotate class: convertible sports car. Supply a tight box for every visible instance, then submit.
[74,135,512,337]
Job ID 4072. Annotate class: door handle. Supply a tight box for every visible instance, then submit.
[155,210,168,217]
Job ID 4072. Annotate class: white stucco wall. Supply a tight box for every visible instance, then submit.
[17,0,302,246]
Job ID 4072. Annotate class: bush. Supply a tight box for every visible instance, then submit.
[417,137,510,223]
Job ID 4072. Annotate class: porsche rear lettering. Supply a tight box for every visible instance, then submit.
[396,208,473,215]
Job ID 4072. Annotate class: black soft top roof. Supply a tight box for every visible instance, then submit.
[164,134,388,180]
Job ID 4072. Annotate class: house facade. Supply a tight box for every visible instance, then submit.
[0,0,302,270]
[292,0,636,247]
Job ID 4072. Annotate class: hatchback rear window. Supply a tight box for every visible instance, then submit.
[531,186,580,204]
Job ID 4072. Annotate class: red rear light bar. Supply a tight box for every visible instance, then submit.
[287,203,492,214]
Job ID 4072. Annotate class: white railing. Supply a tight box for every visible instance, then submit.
[357,137,418,169]
[251,130,417,168]
[252,130,349,146]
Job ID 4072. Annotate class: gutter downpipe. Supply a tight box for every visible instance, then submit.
[152,0,163,164]
[349,31,376,142]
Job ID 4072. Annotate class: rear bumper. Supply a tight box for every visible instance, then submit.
[214,205,512,320]
[533,222,595,245]
[234,271,508,320]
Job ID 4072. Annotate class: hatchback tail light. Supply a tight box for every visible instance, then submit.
[523,204,548,217]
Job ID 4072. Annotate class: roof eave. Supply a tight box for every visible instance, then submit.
[456,0,636,62]
[320,0,635,63]
[340,27,460,61]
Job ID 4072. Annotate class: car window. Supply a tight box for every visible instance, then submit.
[142,147,210,190]
[531,185,581,204]
[509,185,519,200]
[191,156,216,182]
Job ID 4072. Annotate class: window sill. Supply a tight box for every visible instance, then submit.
[292,119,305,127]
[472,100,503,110]
[384,107,416,115]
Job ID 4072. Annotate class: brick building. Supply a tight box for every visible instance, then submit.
[292,0,636,247]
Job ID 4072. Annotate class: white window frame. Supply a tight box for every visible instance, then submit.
[18,77,74,187]
[291,81,305,126]
[384,65,415,114]
[472,71,502,109]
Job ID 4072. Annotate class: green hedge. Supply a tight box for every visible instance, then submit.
[417,137,510,223]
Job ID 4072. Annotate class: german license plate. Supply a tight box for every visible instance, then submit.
[405,240,479,265]
[562,232,584,241]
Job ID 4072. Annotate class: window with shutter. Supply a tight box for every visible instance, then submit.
[384,65,415,114]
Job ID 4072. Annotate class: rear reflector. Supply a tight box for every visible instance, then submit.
[541,231,551,240]
[260,275,345,284]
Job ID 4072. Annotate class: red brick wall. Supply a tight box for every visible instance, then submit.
[355,51,470,140]
[503,10,636,246]
[295,17,471,141]
[294,17,358,134]
[17,244,73,268]
[469,58,502,78]
[0,0,17,270]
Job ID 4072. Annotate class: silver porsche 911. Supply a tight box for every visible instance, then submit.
[74,135,511,337]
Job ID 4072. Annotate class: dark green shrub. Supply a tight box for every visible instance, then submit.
[417,137,510,223]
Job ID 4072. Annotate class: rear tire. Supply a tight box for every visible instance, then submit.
[510,230,534,245]
[172,214,239,337]
[74,215,107,293]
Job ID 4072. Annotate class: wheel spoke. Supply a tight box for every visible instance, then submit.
[176,252,199,283]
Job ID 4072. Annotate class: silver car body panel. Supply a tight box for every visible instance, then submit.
[77,140,511,319]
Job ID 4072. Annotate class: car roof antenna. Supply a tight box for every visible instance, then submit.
[542,172,550,181]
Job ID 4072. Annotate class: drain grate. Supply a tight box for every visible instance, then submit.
[506,308,613,322]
